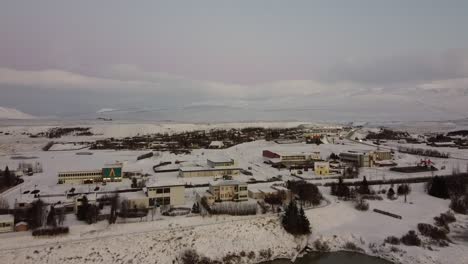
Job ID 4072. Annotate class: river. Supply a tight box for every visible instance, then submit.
[261,251,393,264]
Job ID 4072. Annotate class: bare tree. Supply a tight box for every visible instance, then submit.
[56,206,66,226]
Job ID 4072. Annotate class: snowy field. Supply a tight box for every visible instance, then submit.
[0,184,467,264]
[1,121,468,263]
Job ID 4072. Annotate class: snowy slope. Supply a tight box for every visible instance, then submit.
[0,107,35,120]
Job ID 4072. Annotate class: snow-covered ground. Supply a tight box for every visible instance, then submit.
[0,184,467,264]
[1,121,468,263]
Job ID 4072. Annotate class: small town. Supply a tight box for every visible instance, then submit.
[1,1,468,263]
[1,122,468,263]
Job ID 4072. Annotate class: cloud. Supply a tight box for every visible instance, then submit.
[322,49,468,85]
[1,54,468,121]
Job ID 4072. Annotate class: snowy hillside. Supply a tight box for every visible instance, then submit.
[0,106,35,120]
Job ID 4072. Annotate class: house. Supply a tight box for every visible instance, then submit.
[262,150,321,166]
[197,180,248,204]
[145,181,185,207]
[208,180,248,202]
[314,162,330,176]
[15,221,29,232]
[0,214,14,233]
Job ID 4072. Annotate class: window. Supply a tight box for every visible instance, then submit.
[156,188,163,194]
[163,188,170,193]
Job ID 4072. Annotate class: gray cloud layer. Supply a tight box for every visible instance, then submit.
[1,49,468,121]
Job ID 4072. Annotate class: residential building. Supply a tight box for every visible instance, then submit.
[196,180,248,203]
[314,162,330,176]
[145,182,185,207]
[0,214,14,233]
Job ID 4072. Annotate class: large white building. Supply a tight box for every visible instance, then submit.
[263,150,321,166]
[179,156,240,178]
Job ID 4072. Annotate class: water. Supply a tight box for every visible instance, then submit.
[262,251,393,264]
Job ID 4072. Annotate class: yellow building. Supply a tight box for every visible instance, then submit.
[197,180,248,204]
[314,162,330,176]
[0,215,14,233]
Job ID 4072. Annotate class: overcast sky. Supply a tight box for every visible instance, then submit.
[1,0,468,120]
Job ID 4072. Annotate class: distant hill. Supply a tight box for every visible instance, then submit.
[0,106,35,120]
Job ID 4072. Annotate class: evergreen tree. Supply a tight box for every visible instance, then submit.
[28,199,45,229]
[428,176,450,199]
[4,166,15,187]
[108,194,118,224]
[358,176,371,195]
[47,206,57,227]
[282,200,311,235]
[77,195,89,221]
[191,203,200,214]
[331,177,350,198]
[298,206,311,234]
[387,187,395,200]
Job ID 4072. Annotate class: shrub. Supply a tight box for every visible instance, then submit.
[434,211,456,230]
[450,195,468,214]
[32,227,69,237]
[417,223,448,241]
[387,188,396,200]
[397,184,411,196]
[384,236,400,245]
[401,230,421,246]
[259,249,272,260]
[343,242,363,252]
[355,199,369,211]
[210,202,257,216]
[313,239,331,252]
[361,194,383,201]
[222,253,241,264]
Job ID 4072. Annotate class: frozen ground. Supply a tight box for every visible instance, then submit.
[0,184,467,264]
[1,121,468,263]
